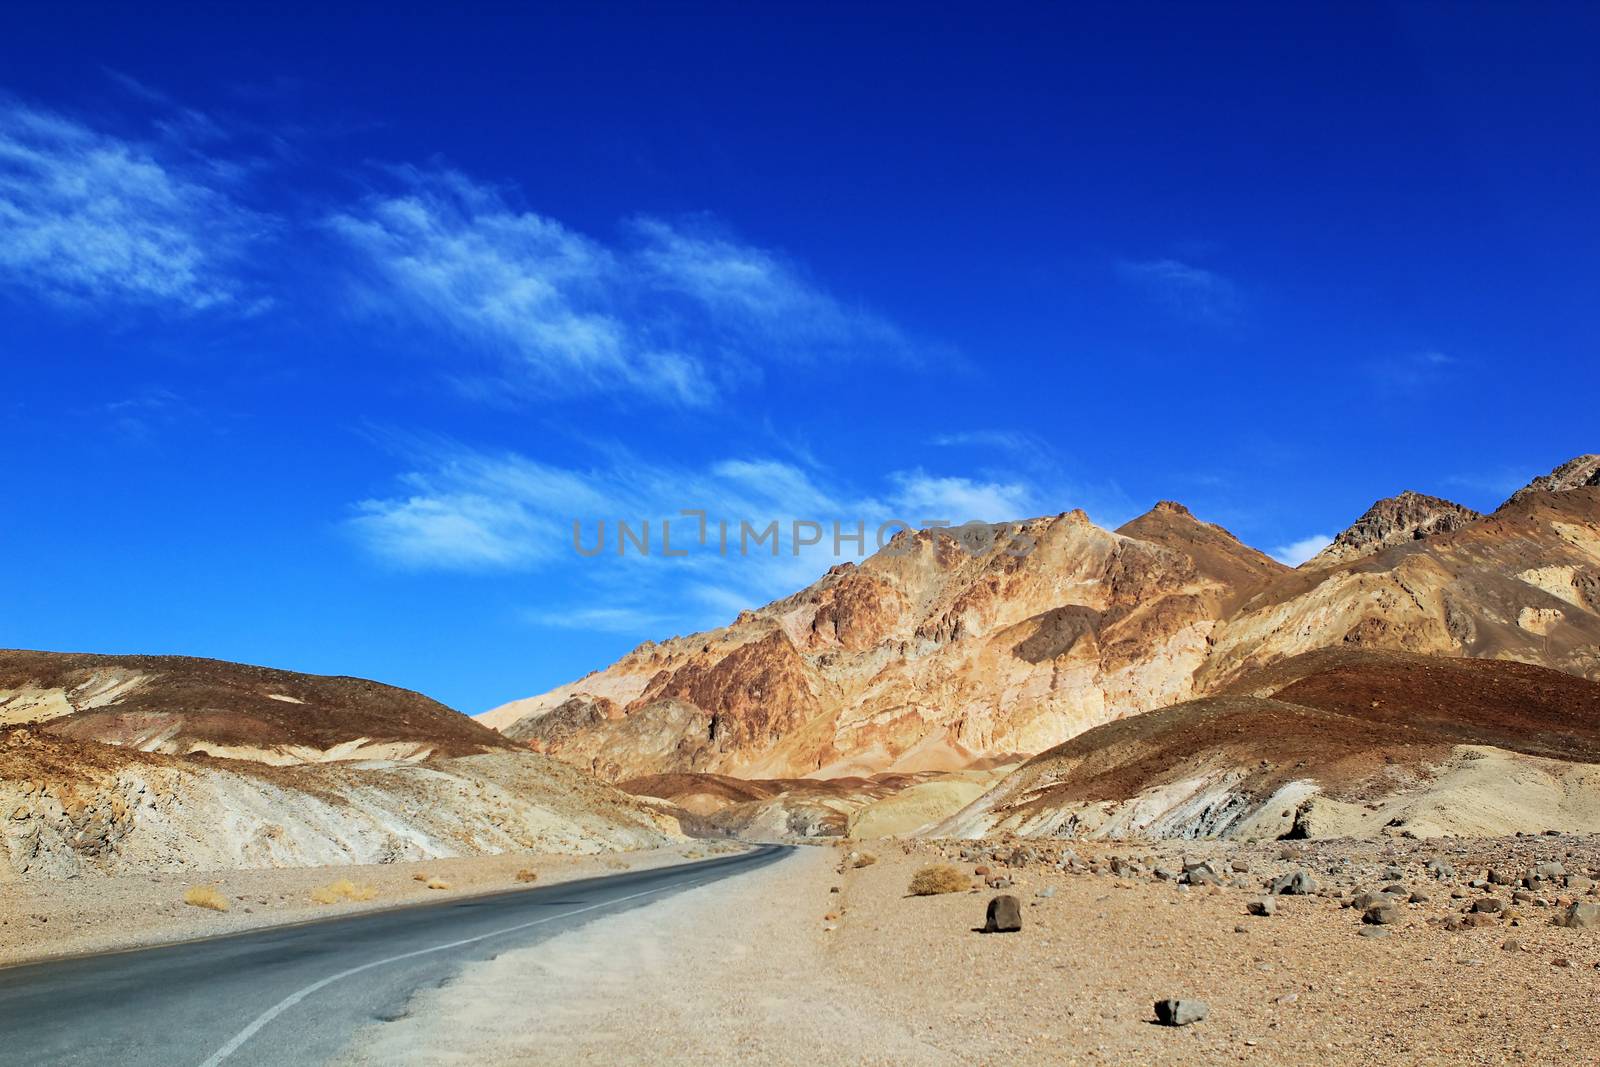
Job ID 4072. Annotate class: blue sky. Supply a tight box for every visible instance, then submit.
[3,2,1597,714]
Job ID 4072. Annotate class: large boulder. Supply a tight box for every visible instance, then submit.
[983,894,1023,933]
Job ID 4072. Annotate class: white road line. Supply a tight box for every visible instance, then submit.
[196,878,696,1067]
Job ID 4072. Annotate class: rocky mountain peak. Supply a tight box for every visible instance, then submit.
[1307,490,1482,569]
[1503,454,1600,509]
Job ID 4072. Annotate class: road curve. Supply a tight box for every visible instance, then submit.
[0,844,791,1067]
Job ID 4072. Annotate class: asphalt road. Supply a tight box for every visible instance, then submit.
[0,844,790,1067]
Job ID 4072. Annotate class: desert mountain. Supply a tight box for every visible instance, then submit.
[488,454,1600,794]
[933,649,1600,840]
[1305,490,1481,569]
[621,763,1017,839]
[1199,462,1600,689]
[0,650,516,765]
[487,506,1285,780]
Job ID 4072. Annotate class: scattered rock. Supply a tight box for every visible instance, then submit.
[1247,898,1277,917]
[1472,898,1505,914]
[1359,926,1392,940]
[1364,902,1404,925]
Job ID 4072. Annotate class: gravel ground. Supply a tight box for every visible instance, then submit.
[0,840,745,966]
[336,836,1600,1066]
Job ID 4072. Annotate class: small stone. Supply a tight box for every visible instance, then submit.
[1358,926,1391,939]
[1247,897,1277,917]
[1532,862,1566,882]
[1269,869,1316,896]
[1502,939,1524,952]
[1472,898,1504,914]
[1426,859,1457,880]
[1552,957,1572,968]
[1409,891,1430,904]
[1153,999,1208,1026]
[983,894,1023,933]
[1036,886,1057,899]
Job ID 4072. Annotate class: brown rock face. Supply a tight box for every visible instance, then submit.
[487,507,1285,781]
[1306,491,1481,569]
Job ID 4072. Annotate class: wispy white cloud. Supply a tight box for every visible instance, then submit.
[348,438,1057,632]
[1271,533,1332,567]
[0,99,267,312]
[329,169,909,405]
[521,605,674,634]
[1116,257,1240,325]
[927,429,1045,454]
[1366,350,1457,395]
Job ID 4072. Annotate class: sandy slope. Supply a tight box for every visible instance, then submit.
[1,729,687,880]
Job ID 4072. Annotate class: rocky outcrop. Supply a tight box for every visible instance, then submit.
[0,727,686,880]
[1503,454,1600,508]
[1306,491,1481,569]
[488,506,1285,780]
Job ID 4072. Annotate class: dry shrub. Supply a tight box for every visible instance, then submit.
[311,879,378,905]
[908,864,969,896]
[852,852,878,869]
[426,878,450,890]
[514,869,538,884]
[183,885,230,912]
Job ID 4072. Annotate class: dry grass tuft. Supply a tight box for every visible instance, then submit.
[514,868,539,884]
[310,879,379,905]
[908,864,970,896]
[426,878,451,890]
[183,885,230,912]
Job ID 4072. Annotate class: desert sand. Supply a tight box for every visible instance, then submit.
[333,838,1600,1065]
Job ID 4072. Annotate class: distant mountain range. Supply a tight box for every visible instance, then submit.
[485,454,1600,784]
